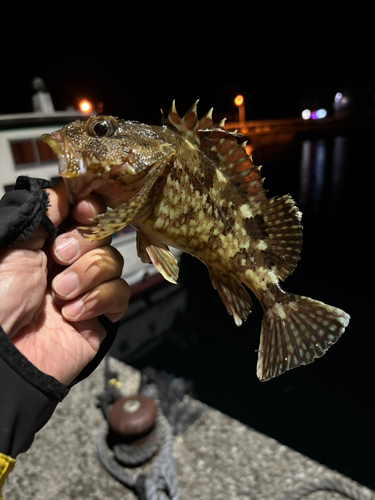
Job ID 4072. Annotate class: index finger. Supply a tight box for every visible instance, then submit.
[71,194,107,225]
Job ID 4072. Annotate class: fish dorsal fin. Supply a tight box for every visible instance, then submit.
[163,102,301,280]
[255,195,303,280]
[162,100,214,146]
[198,127,267,204]
[162,101,268,204]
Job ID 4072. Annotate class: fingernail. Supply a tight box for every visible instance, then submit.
[53,271,79,297]
[54,237,79,263]
[63,299,84,320]
[86,201,96,219]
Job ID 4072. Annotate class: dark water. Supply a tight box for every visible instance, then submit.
[112,128,375,489]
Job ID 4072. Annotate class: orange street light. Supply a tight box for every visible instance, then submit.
[234,95,245,126]
[234,95,244,106]
[79,99,93,113]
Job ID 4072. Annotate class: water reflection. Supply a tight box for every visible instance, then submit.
[299,139,326,212]
[331,136,347,211]
[299,136,347,218]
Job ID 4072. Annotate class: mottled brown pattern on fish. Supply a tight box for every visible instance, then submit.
[137,147,249,273]
[42,100,350,382]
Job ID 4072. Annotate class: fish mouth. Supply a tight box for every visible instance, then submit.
[42,131,161,204]
[42,132,145,182]
[42,132,86,178]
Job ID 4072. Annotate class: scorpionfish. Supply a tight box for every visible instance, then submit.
[42,101,350,381]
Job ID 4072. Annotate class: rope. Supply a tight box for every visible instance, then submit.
[143,412,179,500]
[112,425,160,467]
[96,420,139,490]
[95,361,203,499]
[97,411,179,499]
[281,477,374,500]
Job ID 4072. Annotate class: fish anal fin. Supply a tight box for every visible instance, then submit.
[256,294,350,381]
[137,231,179,284]
[209,269,252,326]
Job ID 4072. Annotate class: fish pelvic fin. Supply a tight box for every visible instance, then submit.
[209,268,252,326]
[256,294,350,381]
[136,230,179,284]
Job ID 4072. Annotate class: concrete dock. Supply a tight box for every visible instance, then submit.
[4,357,375,500]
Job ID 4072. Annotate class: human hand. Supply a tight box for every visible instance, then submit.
[0,181,130,386]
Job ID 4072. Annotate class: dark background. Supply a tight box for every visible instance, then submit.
[2,6,374,123]
[2,4,374,491]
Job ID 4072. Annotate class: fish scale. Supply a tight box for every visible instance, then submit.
[42,100,350,381]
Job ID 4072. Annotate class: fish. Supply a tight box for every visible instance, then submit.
[42,100,350,381]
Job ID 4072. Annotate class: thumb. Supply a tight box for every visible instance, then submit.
[45,180,70,228]
[14,179,70,250]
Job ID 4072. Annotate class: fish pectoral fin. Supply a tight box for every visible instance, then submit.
[79,190,150,241]
[256,294,350,381]
[79,153,172,241]
[137,231,179,284]
[79,190,153,241]
[78,201,141,241]
[208,269,252,326]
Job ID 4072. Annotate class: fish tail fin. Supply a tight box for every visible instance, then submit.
[257,294,350,381]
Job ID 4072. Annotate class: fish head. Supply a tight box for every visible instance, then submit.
[42,115,174,203]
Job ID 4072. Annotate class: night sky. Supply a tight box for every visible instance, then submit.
[2,8,373,123]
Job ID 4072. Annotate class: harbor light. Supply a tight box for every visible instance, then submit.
[333,92,349,111]
[79,99,93,113]
[234,95,244,106]
[234,94,245,126]
[302,108,327,120]
[316,108,327,119]
[335,92,343,102]
[302,109,311,120]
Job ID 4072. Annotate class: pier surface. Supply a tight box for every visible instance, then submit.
[4,357,374,500]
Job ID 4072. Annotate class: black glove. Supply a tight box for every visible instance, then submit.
[0,176,56,249]
[0,176,118,457]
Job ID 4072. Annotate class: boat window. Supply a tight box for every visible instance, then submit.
[10,138,57,168]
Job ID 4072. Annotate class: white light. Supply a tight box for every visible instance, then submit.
[316,108,327,119]
[335,92,343,102]
[302,109,311,120]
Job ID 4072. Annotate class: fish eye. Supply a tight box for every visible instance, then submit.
[87,117,117,138]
